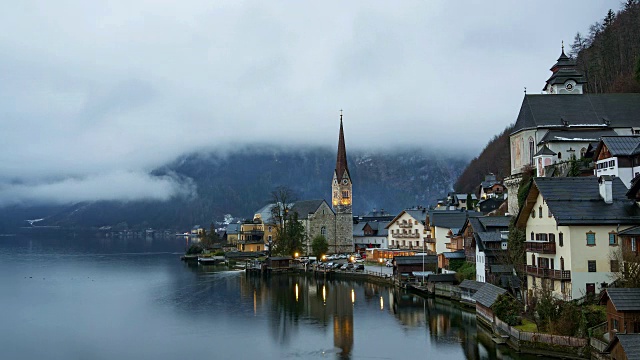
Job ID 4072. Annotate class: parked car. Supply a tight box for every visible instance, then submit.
[340,264,349,270]
[355,264,364,271]
[332,263,341,269]
[385,260,393,267]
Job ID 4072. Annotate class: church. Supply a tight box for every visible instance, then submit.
[505,45,640,214]
[239,113,354,255]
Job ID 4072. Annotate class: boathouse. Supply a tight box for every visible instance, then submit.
[600,288,640,340]
[472,283,507,325]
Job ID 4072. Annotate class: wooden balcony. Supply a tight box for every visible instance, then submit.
[525,265,571,280]
[399,223,413,228]
[423,237,436,244]
[446,241,464,251]
[394,233,419,239]
[525,241,556,254]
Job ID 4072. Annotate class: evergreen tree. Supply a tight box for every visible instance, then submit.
[603,9,616,28]
[311,235,329,259]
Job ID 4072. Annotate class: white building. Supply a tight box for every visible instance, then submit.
[386,208,428,251]
[593,136,640,188]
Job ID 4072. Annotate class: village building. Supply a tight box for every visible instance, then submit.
[475,198,505,215]
[593,136,640,188]
[459,279,484,305]
[599,288,640,340]
[353,220,389,251]
[427,210,480,265]
[223,223,240,245]
[604,334,640,360]
[386,208,428,251]
[515,176,640,301]
[505,46,640,214]
[392,255,437,283]
[464,216,511,283]
[438,250,465,272]
[479,174,506,200]
[291,199,337,255]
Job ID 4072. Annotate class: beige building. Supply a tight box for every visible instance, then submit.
[515,176,640,301]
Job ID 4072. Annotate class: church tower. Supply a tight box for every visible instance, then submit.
[332,111,354,253]
[543,42,587,94]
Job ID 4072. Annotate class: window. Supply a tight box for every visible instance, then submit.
[611,260,620,272]
[529,137,535,165]
[532,210,536,218]
[268,235,272,242]
[268,226,272,232]
[321,226,326,237]
[580,148,587,158]
[257,246,261,252]
[559,232,564,247]
[560,257,565,271]
[586,232,596,246]
[549,233,555,243]
[539,206,542,218]
[609,232,617,246]
[558,152,562,159]
[588,260,596,272]
[633,237,637,252]
[531,232,534,241]
[342,190,350,198]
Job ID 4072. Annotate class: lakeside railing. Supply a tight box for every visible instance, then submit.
[494,318,588,348]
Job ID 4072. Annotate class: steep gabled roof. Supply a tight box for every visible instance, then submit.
[430,211,469,229]
[512,94,640,135]
[335,115,350,179]
[597,136,640,157]
[290,200,332,219]
[394,255,437,265]
[386,209,427,228]
[516,177,640,227]
[459,279,484,291]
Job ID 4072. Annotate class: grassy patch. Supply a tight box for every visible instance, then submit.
[515,318,538,332]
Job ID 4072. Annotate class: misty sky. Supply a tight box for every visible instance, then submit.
[0,1,615,205]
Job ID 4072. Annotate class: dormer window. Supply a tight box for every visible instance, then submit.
[539,206,543,219]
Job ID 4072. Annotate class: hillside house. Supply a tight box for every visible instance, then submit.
[479,174,506,199]
[464,216,511,283]
[593,136,640,188]
[353,221,389,251]
[427,210,481,265]
[515,176,640,301]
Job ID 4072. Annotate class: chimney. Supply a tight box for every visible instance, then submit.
[599,176,613,204]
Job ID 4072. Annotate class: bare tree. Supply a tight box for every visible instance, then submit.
[609,245,640,288]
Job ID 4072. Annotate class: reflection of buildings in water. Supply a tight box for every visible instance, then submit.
[330,283,354,359]
[390,290,427,327]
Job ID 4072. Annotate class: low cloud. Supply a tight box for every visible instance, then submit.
[0,171,196,206]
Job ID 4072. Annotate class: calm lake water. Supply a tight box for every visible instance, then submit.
[0,234,532,360]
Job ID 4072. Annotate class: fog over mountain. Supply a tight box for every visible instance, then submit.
[0,146,466,231]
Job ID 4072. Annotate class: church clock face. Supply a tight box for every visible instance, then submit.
[565,83,574,91]
[342,179,348,185]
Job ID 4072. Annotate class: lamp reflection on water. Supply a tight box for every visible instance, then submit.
[295,283,299,302]
[351,289,355,304]
[380,296,384,311]
[323,285,326,304]
[253,290,257,315]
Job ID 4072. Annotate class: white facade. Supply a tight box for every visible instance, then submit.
[595,157,640,188]
[354,235,387,249]
[387,212,426,250]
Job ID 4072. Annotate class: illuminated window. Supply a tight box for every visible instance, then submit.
[321,226,326,237]
[342,191,350,198]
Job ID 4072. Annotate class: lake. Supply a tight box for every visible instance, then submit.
[0,234,532,359]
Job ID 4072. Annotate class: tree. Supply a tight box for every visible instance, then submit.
[603,9,616,28]
[570,32,587,57]
[466,193,474,210]
[492,294,523,326]
[311,235,329,259]
[269,186,305,256]
[567,153,581,177]
[609,245,640,288]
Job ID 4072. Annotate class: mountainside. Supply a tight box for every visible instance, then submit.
[0,147,467,232]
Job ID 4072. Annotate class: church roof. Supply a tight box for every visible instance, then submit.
[512,94,640,135]
[538,129,618,144]
[290,200,332,219]
[335,114,350,179]
[533,145,556,157]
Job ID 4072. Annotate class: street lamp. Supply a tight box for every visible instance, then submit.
[378,258,384,276]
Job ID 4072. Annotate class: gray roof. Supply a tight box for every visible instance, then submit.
[512,94,640,135]
[290,200,331,219]
[539,129,618,144]
[605,288,640,311]
[459,279,484,291]
[472,283,508,308]
[531,177,640,225]
[353,221,389,237]
[477,232,504,243]
[618,225,640,236]
[254,203,277,223]
[455,193,477,201]
[601,136,640,156]
[533,145,556,157]
[477,216,511,229]
[606,334,640,360]
[404,209,428,223]
[430,211,470,229]
[490,265,514,273]
[443,251,465,259]
[394,255,437,265]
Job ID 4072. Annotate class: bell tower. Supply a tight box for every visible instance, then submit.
[332,110,354,253]
[543,42,587,94]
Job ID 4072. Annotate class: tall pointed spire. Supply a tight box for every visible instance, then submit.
[335,110,349,179]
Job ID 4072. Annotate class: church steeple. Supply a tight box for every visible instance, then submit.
[335,111,350,180]
[543,42,587,94]
[332,110,352,213]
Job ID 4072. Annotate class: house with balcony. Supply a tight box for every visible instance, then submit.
[515,176,640,301]
[479,174,506,200]
[386,208,428,251]
[593,136,640,188]
[237,219,266,252]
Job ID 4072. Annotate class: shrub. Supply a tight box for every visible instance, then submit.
[492,294,523,326]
